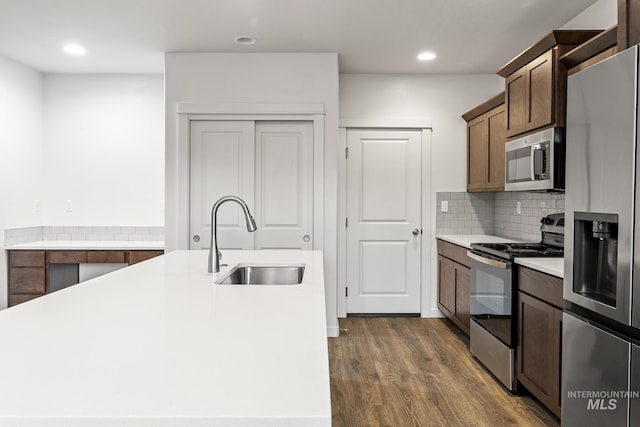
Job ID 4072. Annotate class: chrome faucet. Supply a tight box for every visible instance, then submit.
[208,195,257,273]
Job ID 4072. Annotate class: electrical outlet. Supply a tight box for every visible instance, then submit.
[65,200,73,212]
[441,200,449,212]
[516,201,522,214]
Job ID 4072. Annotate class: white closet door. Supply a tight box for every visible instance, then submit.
[189,121,255,250]
[254,121,314,249]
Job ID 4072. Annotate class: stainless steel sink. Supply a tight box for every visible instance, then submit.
[215,264,305,285]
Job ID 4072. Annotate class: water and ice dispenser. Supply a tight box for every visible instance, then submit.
[572,212,619,307]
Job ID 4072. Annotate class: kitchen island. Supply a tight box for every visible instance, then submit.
[0,250,331,426]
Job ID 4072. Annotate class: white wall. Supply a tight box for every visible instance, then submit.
[42,74,164,226]
[339,73,503,317]
[561,0,617,29]
[164,52,340,336]
[0,55,44,309]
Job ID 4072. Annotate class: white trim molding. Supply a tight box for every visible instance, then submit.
[339,117,433,129]
[177,102,325,115]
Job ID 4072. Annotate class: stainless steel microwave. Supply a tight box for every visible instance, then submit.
[504,127,565,191]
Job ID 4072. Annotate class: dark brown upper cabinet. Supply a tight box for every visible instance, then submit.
[497,30,603,139]
[462,92,506,192]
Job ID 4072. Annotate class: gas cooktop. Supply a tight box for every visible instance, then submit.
[471,242,564,261]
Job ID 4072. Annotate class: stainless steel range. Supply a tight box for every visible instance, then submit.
[467,213,564,392]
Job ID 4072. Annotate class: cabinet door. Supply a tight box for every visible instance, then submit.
[467,115,487,191]
[454,263,471,334]
[518,291,561,418]
[527,50,554,131]
[438,255,455,316]
[505,67,527,137]
[9,268,45,294]
[129,250,164,265]
[485,105,506,191]
[553,307,562,415]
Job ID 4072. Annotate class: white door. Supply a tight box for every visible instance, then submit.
[189,120,255,250]
[190,120,313,250]
[346,129,422,313]
[254,121,314,249]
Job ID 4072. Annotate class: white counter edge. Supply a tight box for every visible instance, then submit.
[5,240,164,251]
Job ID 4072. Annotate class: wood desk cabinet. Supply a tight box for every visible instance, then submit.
[8,251,46,306]
[7,249,164,307]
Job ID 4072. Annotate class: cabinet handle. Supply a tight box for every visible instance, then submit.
[412,228,420,236]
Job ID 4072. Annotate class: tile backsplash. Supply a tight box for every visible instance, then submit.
[436,191,565,242]
[4,226,164,246]
[435,193,494,235]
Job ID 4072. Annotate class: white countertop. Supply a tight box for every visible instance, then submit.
[0,250,330,426]
[436,234,525,249]
[515,257,564,279]
[5,240,164,250]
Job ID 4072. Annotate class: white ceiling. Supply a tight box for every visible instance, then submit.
[0,0,599,74]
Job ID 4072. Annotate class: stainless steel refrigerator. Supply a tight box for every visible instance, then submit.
[563,44,640,426]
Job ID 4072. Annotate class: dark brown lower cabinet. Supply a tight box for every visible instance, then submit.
[437,240,471,335]
[517,266,563,419]
[8,250,46,306]
[128,250,164,265]
[7,249,164,307]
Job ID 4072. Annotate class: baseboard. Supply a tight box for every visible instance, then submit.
[327,325,339,338]
[422,308,446,318]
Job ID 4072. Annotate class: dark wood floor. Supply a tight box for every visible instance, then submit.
[329,317,559,427]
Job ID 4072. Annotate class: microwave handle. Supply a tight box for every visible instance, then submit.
[532,146,545,177]
[530,146,536,179]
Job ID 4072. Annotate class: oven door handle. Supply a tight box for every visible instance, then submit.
[467,251,510,269]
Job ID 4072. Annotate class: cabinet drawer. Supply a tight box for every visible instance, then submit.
[437,240,470,268]
[128,250,164,265]
[87,251,125,263]
[9,251,45,267]
[517,266,563,308]
[9,293,42,307]
[9,267,45,293]
[48,251,88,264]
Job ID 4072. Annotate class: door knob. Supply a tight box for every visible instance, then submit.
[303,235,311,242]
[193,235,200,242]
[412,228,420,236]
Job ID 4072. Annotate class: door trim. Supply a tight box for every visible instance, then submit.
[175,104,325,253]
[338,126,432,318]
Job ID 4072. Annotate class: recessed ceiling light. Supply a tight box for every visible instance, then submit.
[235,36,256,45]
[64,44,86,55]
[417,51,436,61]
